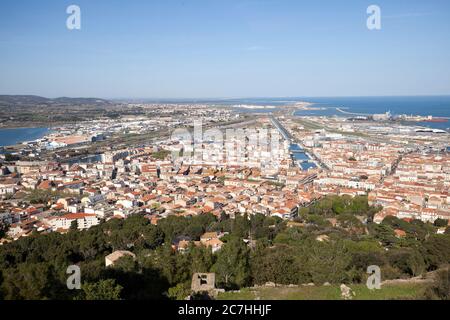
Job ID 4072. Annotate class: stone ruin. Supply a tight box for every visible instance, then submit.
[190,273,225,299]
[191,273,216,293]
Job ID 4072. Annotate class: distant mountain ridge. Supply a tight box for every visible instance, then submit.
[0,95,112,106]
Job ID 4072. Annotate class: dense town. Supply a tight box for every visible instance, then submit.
[1,104,449,245]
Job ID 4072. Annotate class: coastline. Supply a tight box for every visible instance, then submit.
[0,127,52,149]
[0,122,62,129]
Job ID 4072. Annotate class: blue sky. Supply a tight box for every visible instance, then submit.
[0,0,449,98]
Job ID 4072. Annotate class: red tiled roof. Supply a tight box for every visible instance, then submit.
[37,180,53,189]
[61,213,96,220]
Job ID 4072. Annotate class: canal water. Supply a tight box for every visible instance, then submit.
[289,143,317,170]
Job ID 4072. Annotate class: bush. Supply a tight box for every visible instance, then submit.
[167,282,191,300]
[79,279,123,300]
[424,269,450,300]
[434,219,449,228]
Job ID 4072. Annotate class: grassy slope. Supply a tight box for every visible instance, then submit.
[217,283,426,300]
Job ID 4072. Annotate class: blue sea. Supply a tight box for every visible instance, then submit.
[292,96,450,131]
[216,96,450,131]
[0,127,50,147]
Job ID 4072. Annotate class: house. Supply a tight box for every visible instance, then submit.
[177,240,191,253]
[203,238,224,253]
[51,213,99,231]
[172,236,192,253]
[61,180,84,193]
[56,197,78,210]
[200,232,224,253]
[0,178,18,195]
[81,194,105,206]
[105,250,136,267]
[373,208,398,224]
[7,219,37,239]
[200,232,219,242]
[37,180,55,190]
[394,229,406,238]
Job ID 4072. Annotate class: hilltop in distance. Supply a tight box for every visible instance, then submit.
[0,95,112,107]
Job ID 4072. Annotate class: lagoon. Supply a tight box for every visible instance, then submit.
[0,127,50,147]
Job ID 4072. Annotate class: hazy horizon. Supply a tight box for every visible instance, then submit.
[1,0,450,98]
[2,93,450,101]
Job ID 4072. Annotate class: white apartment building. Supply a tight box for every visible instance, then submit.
[51,213,99,230]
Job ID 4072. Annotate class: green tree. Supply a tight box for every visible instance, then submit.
[232,214,251,238]
[1,263,65,300]
[305,214,331,228]
[250,244,306,285]
[189,245,214,274]
[167,282,191,300]
[423,235,450,269]
[434,219,449,228]
[388,248,426,276]
[346,240,386,273]
[369,223,397,247]
[109,216,164,250]
[424,269,450,300]
[273,227,306,246]
[158,214,217,243]
[80,279,123,300]
[303,240,353,284]
[0,222,8,238]
[337,214,364,232]
[213,238,250,289]
[70,220,78,231]
[113,255,138,273]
